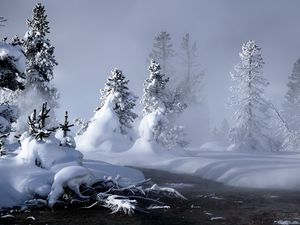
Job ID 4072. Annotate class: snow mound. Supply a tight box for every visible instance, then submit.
[76,94,133,153]
[138,111,165,141]
[0,129,145,209]
[48,166,94,206]
[17,133,83,169]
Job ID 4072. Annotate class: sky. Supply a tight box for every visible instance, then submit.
[1,0,300,128]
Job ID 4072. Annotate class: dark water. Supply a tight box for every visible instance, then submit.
[2,168,300,225]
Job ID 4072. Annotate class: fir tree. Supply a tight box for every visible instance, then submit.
[149,31,175,76]
[24,3,57,86]
[0,42,25,91]
[141,60,170,115]
[178,33,204,105]
[27,102,57,141]
[59,111,74,138]
[0,42,25,141]
[229,40,273,152]
[283,58,300,133]
[141,60,187,149]
[59,111,75,148]
[98,69,138,134]
[17,3,58,132]
[74,117,90,136]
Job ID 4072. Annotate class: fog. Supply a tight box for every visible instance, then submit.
[1,0,300,127]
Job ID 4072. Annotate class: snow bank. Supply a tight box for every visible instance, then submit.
[17,133,83,169]
[81,140,300,191]
[76,94,133,153]
[48,166,94,206]
[138,111,164,141]
[0,42,25,73]
[0,133,144,209]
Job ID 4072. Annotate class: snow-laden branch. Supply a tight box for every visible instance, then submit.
[23,176,186,215]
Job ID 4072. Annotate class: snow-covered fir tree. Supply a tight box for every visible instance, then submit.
[98,68,138,134]
[142,60,170,115]
[229,40,273,152]
[0,42,25,91]
[283,58,300,133]
[141,60,187,149]
[177,33,204,105]
[59,111,76,148]
[149,31,175,76]
[17,3,58,132]
[0,42,25,149]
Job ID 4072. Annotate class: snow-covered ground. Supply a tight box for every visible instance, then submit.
[0,132,144,209]
[75,91,300,191]
[80,143,300,191]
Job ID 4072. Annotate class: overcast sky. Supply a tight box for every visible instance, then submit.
[1,0,300,127]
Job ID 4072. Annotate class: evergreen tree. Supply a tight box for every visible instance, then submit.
[229,40,273,152]
[283,58,300,132]
[74,117,90,136]
[59,111,75,148]
[27,102,57,141]
[98,68,138,134]
[142,60,170,115]
[141,60,187,149]
[178,33,204,105]
[0,42,25,142]
[0,42,25,91]
[17,3,58,132]
[149,31,175,76]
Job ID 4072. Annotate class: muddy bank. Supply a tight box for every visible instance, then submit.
[2,168,300,225]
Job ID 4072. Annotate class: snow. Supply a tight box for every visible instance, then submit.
[198,141,227,152]
[0,132,144,209]
[210,217,225,221]
[76,94,133,153]
[274,220,300,225]
[0,42,25,74]
[80,139,300,191]
[48,166,94,206]
[102,195,136,215]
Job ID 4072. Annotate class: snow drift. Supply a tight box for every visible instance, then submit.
[0,132,144,208]
[81,140,300,191]
[76,94,134,153]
